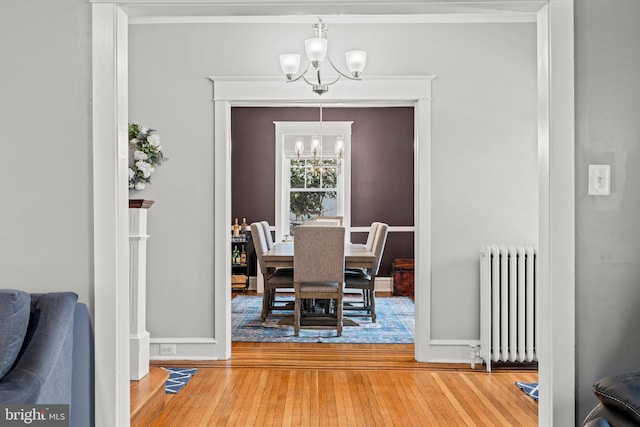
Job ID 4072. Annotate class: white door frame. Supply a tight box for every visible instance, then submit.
[91,3,574,426]
[212,75,434,364]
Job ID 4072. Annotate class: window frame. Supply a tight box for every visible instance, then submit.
[274,120,352,242]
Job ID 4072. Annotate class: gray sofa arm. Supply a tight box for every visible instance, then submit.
[0,292,78,404]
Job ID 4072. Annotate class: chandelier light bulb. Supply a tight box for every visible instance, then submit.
[334,136,344,157]
[280,54,301,80]
[311,137,320,158]
[305,38,328,67]
[295,139,304,158]
[346,50,367,77]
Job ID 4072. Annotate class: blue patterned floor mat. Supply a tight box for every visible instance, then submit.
[516,381,539,401]
[164,367,198,394]
[232,295,414,344]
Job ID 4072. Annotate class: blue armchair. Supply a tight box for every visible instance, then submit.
[0,289,93,426]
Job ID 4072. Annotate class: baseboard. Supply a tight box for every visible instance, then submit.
[428,339,482,365]
[149,338,221,361]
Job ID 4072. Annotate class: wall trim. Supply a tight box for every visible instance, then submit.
[212,75,433,364]
[149,339,220,361]
[351,226,414,233]
[429,339,482,364]
[129,13,537,25]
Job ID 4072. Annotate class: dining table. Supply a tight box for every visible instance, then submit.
[261,242,376,271]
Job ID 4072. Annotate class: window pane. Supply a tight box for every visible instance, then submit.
[306,166,322,189]
[289,160,338,190]
[289,190,337,234]
[320,163,337,189]
[290,161,306,189]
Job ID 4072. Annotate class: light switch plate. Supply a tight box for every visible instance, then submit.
[588,164,611,196]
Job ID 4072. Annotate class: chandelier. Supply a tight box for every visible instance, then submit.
[294,106,345,175]
[279,17,367,96]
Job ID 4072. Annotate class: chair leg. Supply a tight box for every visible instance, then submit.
[337,295,343,337]
[261,288,270,322]
[370,288,377,323]
[294,284,301,336]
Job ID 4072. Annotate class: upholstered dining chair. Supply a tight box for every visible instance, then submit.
[250,222,294,321]
[260,220,274,250]
[344,222,389,323]
[345,222,382,278]
[365,222,383,251]
[293,225,345,336]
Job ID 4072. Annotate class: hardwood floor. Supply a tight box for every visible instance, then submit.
[147,343,538,426]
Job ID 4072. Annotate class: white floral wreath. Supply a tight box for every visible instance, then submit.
[128,123,166,190]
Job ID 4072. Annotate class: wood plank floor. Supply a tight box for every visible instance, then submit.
[148,343,538,426]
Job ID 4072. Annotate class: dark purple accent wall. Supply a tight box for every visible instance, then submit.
[231,106,414,276]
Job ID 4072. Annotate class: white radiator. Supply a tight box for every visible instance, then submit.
[479,245,538,372]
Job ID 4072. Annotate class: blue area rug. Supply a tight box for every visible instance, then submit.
[516,382,539,401]
[163,368,198,394]
[232,295,414,343]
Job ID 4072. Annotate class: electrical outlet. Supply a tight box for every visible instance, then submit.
[159,343,176,356]
[588,164,611,196]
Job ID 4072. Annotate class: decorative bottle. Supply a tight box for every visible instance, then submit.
[233,218,240,238]
[241,217,247,236]
[240,245,247,265]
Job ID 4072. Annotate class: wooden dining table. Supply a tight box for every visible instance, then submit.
[261,242,376,271]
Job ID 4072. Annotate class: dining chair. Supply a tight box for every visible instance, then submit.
[344,222,389,323]
[365,222,383,251]
[293,225,346,336]
[345,221,382,277]
[250,222,294,321]
[260,220,274,250]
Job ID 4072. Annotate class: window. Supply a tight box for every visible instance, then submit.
[288,158,338,235]
[274,120,352,242]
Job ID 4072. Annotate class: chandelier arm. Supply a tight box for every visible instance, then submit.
[286,62,313,83]
[301,61,340,87]
[301,74,314,86]
[327,56,362,81]
[323,74,342,86]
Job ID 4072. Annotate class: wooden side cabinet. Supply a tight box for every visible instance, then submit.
[392,259,414,298]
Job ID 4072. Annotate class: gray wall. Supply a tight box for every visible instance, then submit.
[0,0,93,306]
[575,1,640,421]
[129,22,538,345]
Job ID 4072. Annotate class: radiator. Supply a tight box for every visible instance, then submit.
[479,245,538,372]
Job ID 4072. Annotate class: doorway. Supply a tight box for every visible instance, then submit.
[214,77,433,359]
[230,106,416,343]
[92,5,575,426]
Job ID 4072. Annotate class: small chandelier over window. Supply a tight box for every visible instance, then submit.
[294,106,345,176]
[280,17,367,96]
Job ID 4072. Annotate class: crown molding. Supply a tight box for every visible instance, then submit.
[129,13,536,25]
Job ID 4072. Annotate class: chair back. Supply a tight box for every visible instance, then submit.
[370,223,389,275]
[365,222,382,251]
[294,226,345,283]
[260,221,274,250]
[250,222,269,275]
